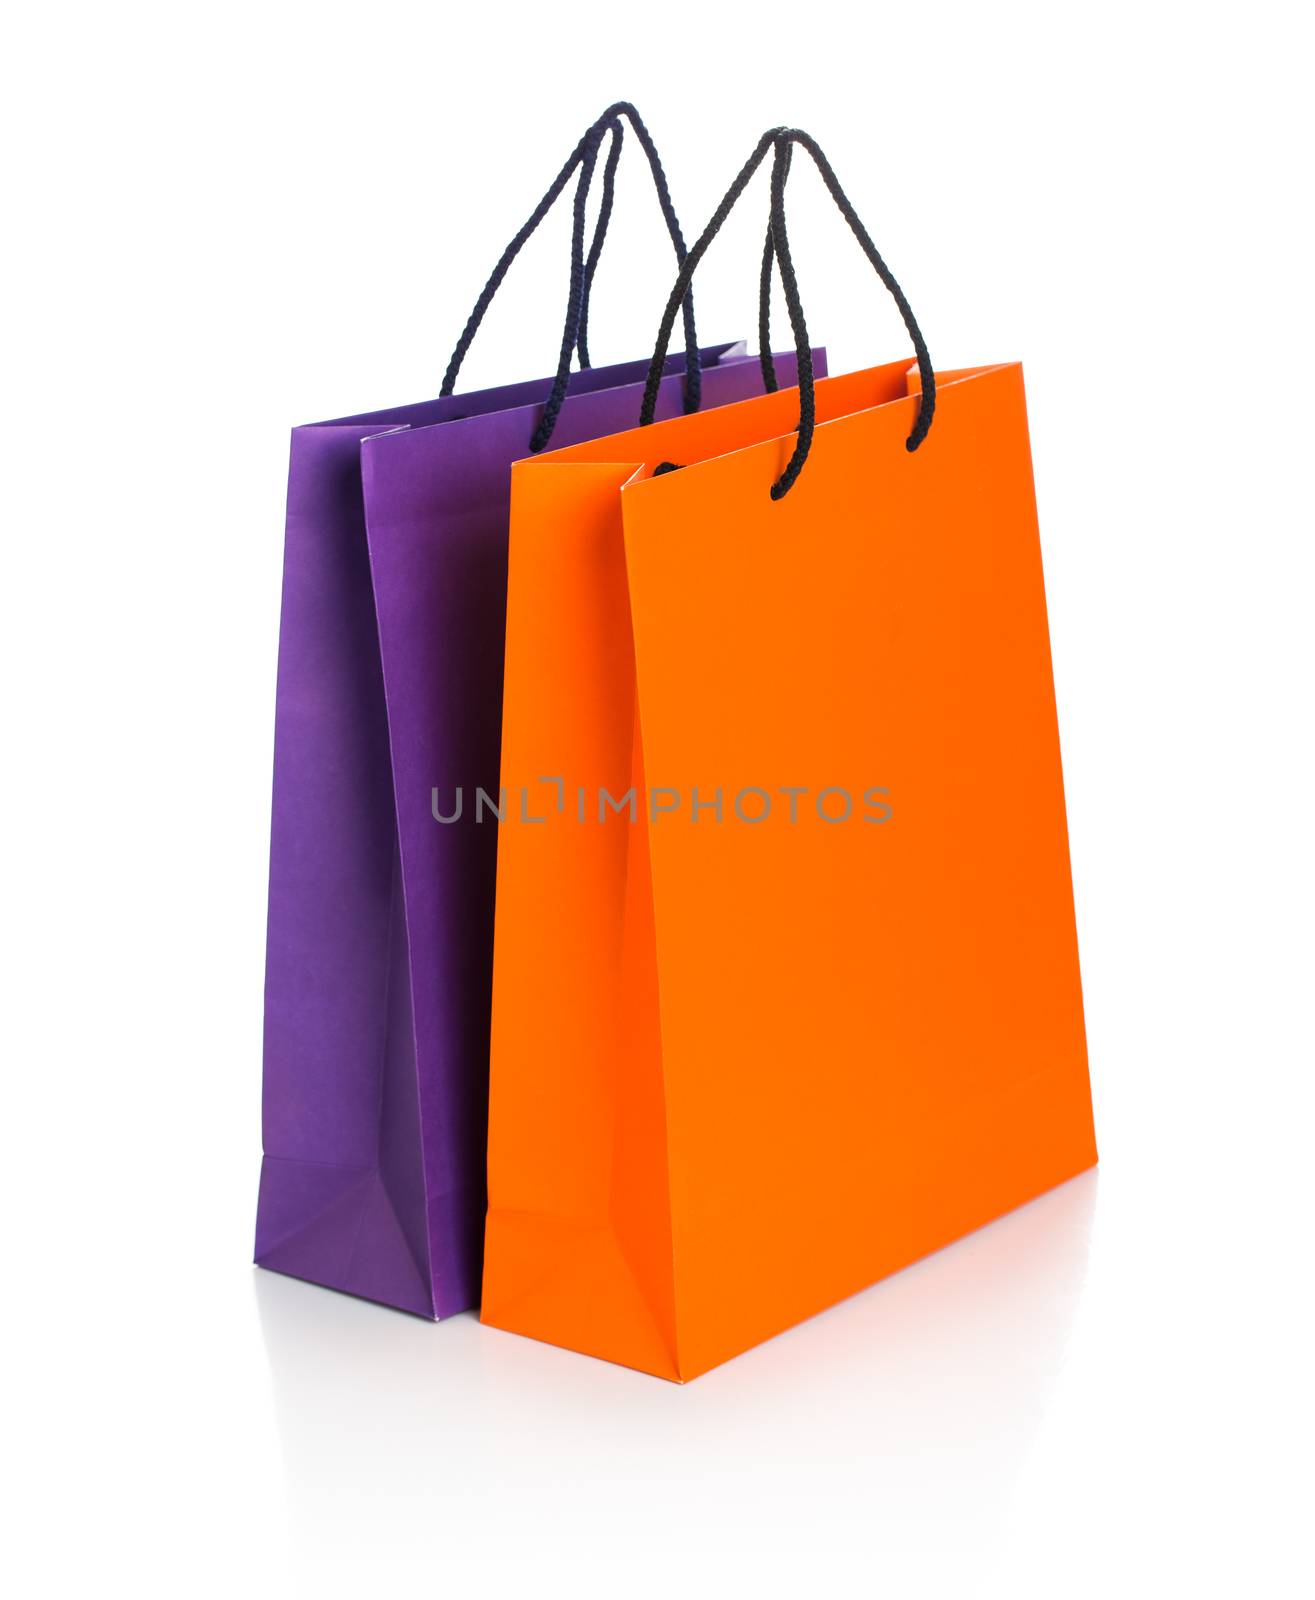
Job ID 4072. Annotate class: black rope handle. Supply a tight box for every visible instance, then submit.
[442,112,617,394]
[757,138,792,395]
[577,120,624,369]
[640,127,935,498]
[441,102,701,452]
[528,123,613,452]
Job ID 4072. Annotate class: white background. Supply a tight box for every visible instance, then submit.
[4,2,1312,1595]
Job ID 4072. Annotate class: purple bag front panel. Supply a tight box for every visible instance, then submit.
[255,344,826,1316]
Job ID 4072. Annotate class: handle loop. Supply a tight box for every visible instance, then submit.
[576,119,625,370]
[526,120,614,453]
[757,138,792,395]
[640,127,935,497]
[441,102,701,453]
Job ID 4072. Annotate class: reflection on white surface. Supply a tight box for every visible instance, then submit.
[255,1171,1096,1594]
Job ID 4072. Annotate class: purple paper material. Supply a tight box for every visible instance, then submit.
[255,342,825,1316]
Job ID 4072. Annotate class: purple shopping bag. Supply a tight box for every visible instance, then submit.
[255,104,822,1317]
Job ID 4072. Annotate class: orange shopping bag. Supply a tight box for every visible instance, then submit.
[481,128,1097,1381]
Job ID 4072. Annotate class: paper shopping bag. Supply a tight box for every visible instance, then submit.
[256,102,817,1318]
[481,129,1097,1377]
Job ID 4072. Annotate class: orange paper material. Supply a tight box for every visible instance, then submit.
[481,359,1097,1381]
